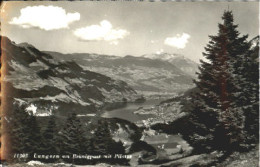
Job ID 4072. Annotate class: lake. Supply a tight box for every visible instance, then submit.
[101,97,189,154]
[101,98,166,122]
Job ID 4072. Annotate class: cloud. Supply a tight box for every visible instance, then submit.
[9,5,80,31]
[73,20,129,44]
[164,33,190,49]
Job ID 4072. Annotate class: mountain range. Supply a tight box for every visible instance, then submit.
[2,36,198,115]
[2,37,141,115]
[142,53,199,77]
[46,52,198,95]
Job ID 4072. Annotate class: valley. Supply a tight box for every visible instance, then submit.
[46,52,197,94]
[2,37,142,115]
[2,36,199,166]
[1,2,258,167]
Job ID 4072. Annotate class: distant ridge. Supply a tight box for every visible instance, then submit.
[2,36,141,115]
[142,53,199,77]
[47,51,196,94]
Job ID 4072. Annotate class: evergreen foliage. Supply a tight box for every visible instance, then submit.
[186,10,259,152]
[9,106,131,165]
[92,120,113,155]
[42,115,59,156]
[9,104,43,159]
[239,36,259,141]
[9,105,31,154]
[27,114,43,155]
[59,112,88,156]
[92,120,129,165]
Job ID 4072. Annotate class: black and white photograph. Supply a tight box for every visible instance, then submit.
[0,1,259,166]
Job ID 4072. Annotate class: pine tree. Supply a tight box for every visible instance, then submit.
[236,36,259,141]
[92,120,114,155]
[92,120,128,165]
[27,114,43,156]
[59,112,87,156]
[42,115,59,155]
[9,104,43,160]
[189,10,251,151]
[9,105,31,154]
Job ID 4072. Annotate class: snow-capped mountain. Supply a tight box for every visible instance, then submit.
[142,53,199,77]
[2,37,141,115]
[142,53,182,61]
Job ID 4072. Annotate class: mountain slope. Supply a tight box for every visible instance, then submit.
[46,52,195,94]
[2,37,141,115]
[142,53,199,77]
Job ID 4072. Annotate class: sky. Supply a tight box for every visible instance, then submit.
[1,1,259,63]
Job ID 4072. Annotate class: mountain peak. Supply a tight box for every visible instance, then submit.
[142,52,198,77]
[142,52,185,61]
[17,42,35,48]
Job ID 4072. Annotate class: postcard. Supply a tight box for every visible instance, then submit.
[0,1,259,166]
